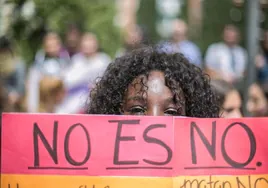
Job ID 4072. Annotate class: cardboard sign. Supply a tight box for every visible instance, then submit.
[1,113,268,188]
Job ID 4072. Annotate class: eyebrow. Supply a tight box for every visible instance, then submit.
[164,97,176,106]
[127,96,178,106]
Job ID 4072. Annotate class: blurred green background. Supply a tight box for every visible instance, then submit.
[1,0,121,64]
[1,0,268,65]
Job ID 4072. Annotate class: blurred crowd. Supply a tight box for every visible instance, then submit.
[1,19,268,118]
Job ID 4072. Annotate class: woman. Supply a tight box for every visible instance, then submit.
[27,32,70,112]
[211,79,242,118]
[88,47,219,117]
[0,36,26,110]
[61,32,111,114]
[34,32,70,75]
[247,83,268,117]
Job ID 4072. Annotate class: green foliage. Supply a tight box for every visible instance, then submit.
[9,0,121,65]
[198,0,245,54]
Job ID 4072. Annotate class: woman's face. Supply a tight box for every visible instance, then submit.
[247,84,268,117]
[80,34,98,56]
[221,89,242,118]
[44,33,61,57]
[123,70,186,116]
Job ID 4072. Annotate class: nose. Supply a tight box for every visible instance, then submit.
[147,105,163,116]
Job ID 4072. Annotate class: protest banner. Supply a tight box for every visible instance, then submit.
[1,113,268,188]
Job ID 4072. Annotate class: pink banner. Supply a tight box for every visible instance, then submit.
[1,113,268,177]
[174,117,268,176]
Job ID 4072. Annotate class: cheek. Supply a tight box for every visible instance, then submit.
[247,100,255,112]
[123,111,129,115]
[257,100,268,113]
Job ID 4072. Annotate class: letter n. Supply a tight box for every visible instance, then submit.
[33,121,58,166]
[190,121,216,164]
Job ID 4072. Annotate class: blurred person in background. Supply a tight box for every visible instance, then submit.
[34,32,70,74]
[64,24,81,58]
[159,19,202,67]
[211,79,242,118]
[205,24,247,84]
[66,32,111,86]
[38,76,66,113]
[256,30,268,85]
[247,83,268,117]
[116,24,149,57]
[27,32,70,112]
[60,32,111,114]
[0,36,26,111]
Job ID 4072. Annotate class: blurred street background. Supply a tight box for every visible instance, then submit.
[1,0,268,117]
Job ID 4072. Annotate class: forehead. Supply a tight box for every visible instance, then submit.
[129,71,164,87]
[45,33,59,41]
[45,36,60,45]
[126,70,175,98]
[224,27,238,34]
[224,90,241,107]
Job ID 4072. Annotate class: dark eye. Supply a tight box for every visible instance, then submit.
[224,107,235,113]
[128,106,146,115]
[164,108,179,116]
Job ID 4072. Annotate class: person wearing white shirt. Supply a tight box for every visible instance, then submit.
[59,32,111,114]
[26,32,70,112]
[205,25,247,84]
[158,19,202,67]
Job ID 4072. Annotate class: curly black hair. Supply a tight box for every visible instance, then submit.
[88,47,219,117]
